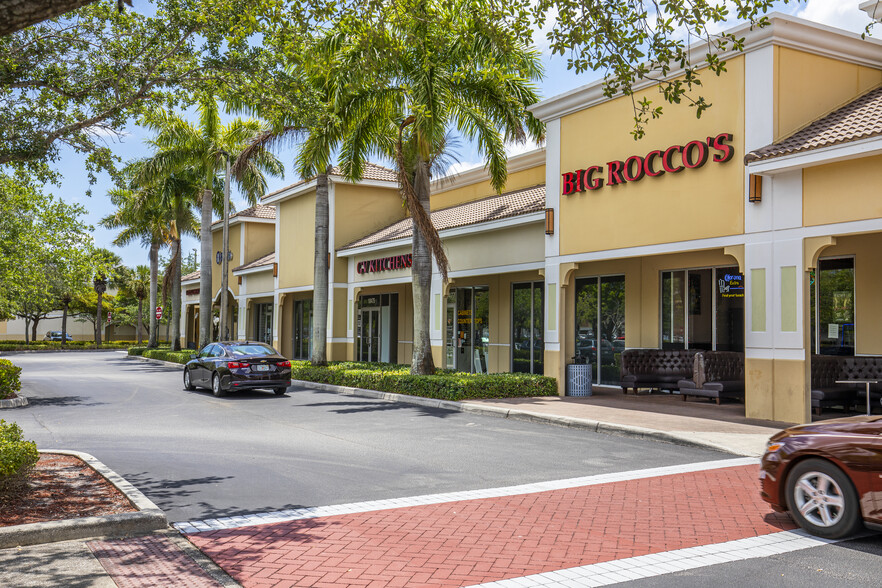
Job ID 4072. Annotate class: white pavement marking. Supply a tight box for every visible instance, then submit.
[463,530,843,587]
[174,457,758,533]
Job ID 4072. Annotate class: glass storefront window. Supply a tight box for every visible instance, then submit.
[292,299,313,360]
[446,286,490,373]
[357,294,398,363]
[575,275,625,385]
[512,282,544,374]
[811,258,855,356]
[255,303,273,343]
[661,267,744,352]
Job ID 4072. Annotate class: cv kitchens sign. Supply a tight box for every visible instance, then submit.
[356,253,413,275]
[561,132,735,195]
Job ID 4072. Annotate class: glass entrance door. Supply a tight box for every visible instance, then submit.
[359,308,380,362]
[255,303,273,343]
[811,257,855,356]
[357,294,398,363]
[447,286,489,373]
[575,275,625,385]
[512,281,544,374]
[292,299,313,360]
[661,266,744,352]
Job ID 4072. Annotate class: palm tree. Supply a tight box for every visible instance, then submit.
[138,95,283,348]
[100,183,168,348]
[122,266,150,344]
[330,0,544,374]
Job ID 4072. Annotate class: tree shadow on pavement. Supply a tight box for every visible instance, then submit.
[26,396,106,407]
[0,540,113,588]
[301,399,457,417]
[121,472,235,512]
[106,358,182,373]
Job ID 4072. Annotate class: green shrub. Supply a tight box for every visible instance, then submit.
[289,360,557,400]
[0,359,22,400]
[0,419,38,498]
[136,348,192,364]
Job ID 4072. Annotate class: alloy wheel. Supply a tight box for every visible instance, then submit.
[792,470,845,528]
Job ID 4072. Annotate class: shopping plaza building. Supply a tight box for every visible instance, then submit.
[180,14,882,424]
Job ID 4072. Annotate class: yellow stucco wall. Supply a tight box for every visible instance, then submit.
[245,270,275,295]
[431,165,546,210]
[558,57,745,256]
[278,193,316,289]
[815,233,882,355]
[244,222,275,263]
[334,183,404,249]
[804,155,882,226]
[333,287,348,339]
[775,47,882,142]
[444,223,544,273]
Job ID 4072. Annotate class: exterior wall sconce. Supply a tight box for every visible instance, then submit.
[272,262,278,277]
[749,174,763,203]
[545,208,555,235]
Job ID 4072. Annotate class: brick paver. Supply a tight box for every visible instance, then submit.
[188,465,794,588]
[88,535,221,587]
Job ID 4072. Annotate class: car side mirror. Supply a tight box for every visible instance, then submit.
[189,354,197,360]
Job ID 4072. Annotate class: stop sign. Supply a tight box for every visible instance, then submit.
[156,306,163,320]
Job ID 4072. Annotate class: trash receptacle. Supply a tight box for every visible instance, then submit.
[566,355,592,397]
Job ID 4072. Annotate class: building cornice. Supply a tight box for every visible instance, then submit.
[431,148,546,192]
[529,13,882,123]
[261,177,398,206]
[746,135,882,174]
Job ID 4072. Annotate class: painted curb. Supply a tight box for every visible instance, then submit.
[0,394,28,409]
[0,450,168,549]
[290,379,752,456]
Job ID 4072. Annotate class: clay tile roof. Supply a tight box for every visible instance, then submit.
[745,85,882,163]
[233,252,275,273]
[211,204,276,227]
[182,270,200,282]
[341,184,546,250]
[261,163,398,201]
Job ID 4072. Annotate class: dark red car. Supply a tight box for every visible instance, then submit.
[184,341,292,397]
[760,415,882,538]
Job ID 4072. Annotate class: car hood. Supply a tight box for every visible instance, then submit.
[782,415,882,437]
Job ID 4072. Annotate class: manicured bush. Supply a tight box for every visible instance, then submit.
[0,359,22,400]
[0,419,38,498]
[129,348,192,364]
[0,340,134,351]
[289,361,558,400]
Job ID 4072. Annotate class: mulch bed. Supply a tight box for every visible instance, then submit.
[0,453,137,527]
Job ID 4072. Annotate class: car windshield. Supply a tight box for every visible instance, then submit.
[229,344,276,357]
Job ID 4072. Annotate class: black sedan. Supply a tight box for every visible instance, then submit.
[183,341,292,397]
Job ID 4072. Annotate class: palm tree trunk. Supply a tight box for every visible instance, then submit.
[136,298,143,345]
[148,240,159,348]
[410,158,435,375]
[199,188,213,348]
[311,172,329,365]
[172,237,182,351]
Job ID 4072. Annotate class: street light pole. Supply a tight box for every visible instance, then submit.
[220,154,231,341]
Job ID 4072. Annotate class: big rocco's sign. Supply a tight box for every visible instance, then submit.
[562,132,734,195]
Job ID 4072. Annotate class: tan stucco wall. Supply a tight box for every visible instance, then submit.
[775,47,882,142]
[804,155,882,227]
[278,193,316,289]
[244,270,275,295]
[244,222,275,263]
[815,232,882,355]
[558,57,745,256]
[333,287,348,339]
[432,164,546,210]
[444,223,544,273]
[334,183,404,249]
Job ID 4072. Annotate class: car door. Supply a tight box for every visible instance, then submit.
[195,344,215,385]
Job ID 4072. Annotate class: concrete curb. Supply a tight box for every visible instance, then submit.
[0,394,28,409]
[0,450,168,549]
[291,379,749,456]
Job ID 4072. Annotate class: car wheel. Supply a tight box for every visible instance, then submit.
[785,458,862,539]
[273,387,287,395]
[183,368,196,391]
[212,372,225,397]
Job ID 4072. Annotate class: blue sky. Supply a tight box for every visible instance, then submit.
[48,0,872,268]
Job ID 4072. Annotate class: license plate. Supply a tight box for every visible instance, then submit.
[254,364,270,372]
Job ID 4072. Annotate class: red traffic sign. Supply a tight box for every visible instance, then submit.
[106,312,112,323]
[156,306,163,320]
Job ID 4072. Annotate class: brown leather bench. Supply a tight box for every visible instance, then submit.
[677,351,744,404]
[811,355,882,415]
[620,349,699,394]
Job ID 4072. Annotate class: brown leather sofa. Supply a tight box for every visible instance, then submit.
[811,355,882,415]
[677,351,745,404]
[620,349,700,394]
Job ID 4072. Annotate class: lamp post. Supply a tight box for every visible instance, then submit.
[219,152,231,341]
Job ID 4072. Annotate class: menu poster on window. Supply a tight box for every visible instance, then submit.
[718,273,745,298]
[828,323,840,339]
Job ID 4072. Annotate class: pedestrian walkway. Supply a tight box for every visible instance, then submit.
[181,459,811,588]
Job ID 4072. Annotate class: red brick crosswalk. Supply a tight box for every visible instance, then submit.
[187,465,795,588]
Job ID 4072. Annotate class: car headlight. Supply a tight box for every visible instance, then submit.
[765,440,783,453]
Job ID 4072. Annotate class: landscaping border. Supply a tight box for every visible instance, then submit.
[0,450,167,549]
[0,395,27,409]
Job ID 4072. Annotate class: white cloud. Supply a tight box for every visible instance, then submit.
[445,160,484,177]
[505,140,544,157]
[796,0,871,34]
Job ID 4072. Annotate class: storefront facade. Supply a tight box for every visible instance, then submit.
[532,14,882,422]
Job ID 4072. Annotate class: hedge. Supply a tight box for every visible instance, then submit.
[0,359,21,400]
[0,340,137,351]
[289,361,558,400]
[0,419,38,497]
[128,347,192,364]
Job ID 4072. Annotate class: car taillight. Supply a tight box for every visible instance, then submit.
[228,361,248,369]
[277,360,291,367]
